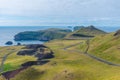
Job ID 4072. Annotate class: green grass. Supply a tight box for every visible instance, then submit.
[65,26,106,39]
[3,63,19,72]
[0,46,36,73]
[89,33,120,64]
[77,33,120,64]
[1,39,120,80]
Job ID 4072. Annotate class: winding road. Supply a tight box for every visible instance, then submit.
[63,42,120,66]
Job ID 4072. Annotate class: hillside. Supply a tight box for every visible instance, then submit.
[65,25,107,39]
[0,33,120,80]
[76,30,120,64]
[14,28,72,41]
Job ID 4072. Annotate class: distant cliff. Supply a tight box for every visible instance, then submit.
[14,28,72,41]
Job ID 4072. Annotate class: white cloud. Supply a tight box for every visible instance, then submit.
[0,0,110,17]
[0,0,120,26]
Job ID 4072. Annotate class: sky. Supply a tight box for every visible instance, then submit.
[0,0,120,26]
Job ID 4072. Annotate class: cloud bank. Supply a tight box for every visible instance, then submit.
[0,0,120,26]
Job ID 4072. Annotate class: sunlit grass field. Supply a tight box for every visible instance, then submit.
[77,33,120,64]
[0,46,36,72]
[0,39,120,80]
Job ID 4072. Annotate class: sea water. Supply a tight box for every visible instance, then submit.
[0,26,69,46]
[0,26,119,46]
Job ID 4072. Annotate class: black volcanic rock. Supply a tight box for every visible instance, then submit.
[5,41,13,45]
[17,44,54,60]
[25,44,48,49]
[17,49,36,56]
[114,30,120,36]
[17,43,21,46]
[21,60,49,67]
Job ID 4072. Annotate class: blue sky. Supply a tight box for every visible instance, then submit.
[0,0,120,26]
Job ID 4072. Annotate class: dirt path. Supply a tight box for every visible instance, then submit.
[63,42,120,66]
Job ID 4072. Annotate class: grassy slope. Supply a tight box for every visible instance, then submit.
[89,33,120,64]
[65,26,106,39]
[0,40,120,80]
[74,27,106,36]
[77,33,120,64]
[14,28,71,41]
[0,46,36,72]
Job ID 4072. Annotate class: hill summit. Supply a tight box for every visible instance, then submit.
[65,25,107,39]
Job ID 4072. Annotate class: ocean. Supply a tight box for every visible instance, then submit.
[0,26,119,46]
[0,26,70,46]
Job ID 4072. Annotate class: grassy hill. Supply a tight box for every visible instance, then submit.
[1,38,120,80]
[14,28,72,41]
[0,46,36,73]
[76,30,120,64]
[65,25,106,39]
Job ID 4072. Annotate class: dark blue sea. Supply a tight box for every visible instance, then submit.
[0,26,119,46]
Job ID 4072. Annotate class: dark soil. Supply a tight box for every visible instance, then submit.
[24,44,48,49]
[21,60,49,67]
[2,66,28,80]
[2,60,49,80]
[2,44,53,80]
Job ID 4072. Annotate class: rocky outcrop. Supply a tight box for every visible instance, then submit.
[5,41,13,45]
[24,44,48,49]
[21,60,49,67]
[114,30,120,36]
[17,43,21,46]
[2,44,53,80]
[17,44,54,60]
[17,49,36,56]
